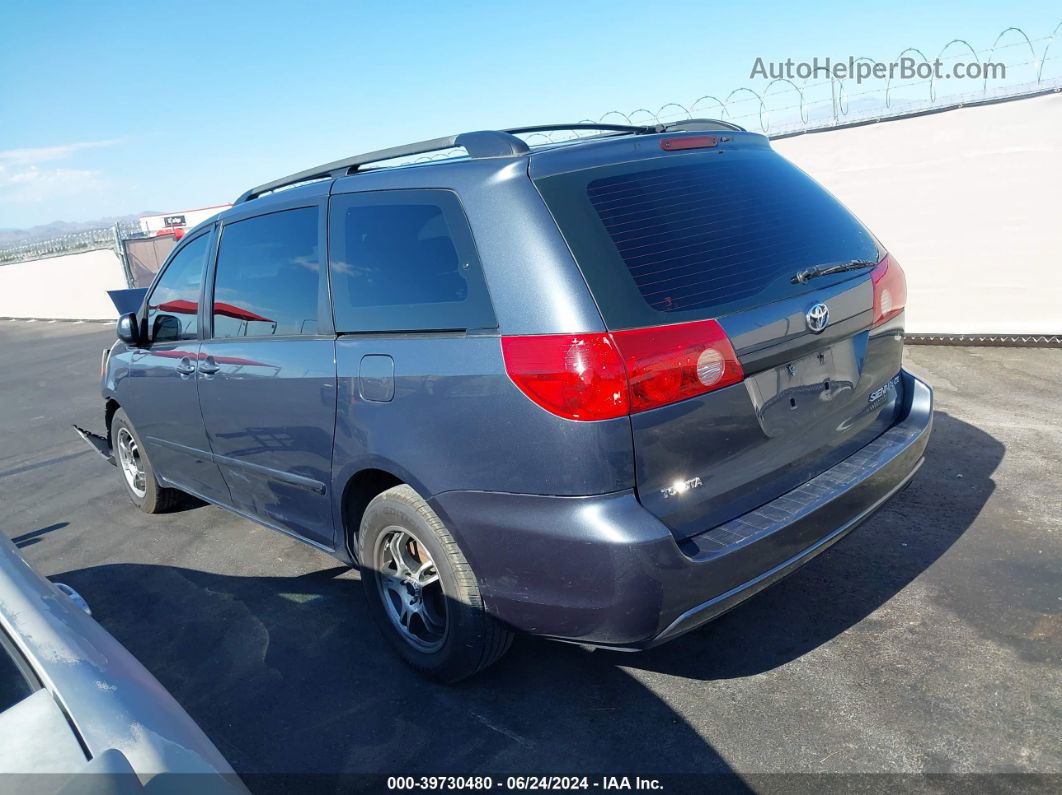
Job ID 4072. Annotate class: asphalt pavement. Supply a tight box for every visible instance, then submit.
[1,319,1059,784]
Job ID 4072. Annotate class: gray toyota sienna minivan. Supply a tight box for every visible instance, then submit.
[88,121,932,682]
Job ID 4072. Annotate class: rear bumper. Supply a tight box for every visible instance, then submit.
[429,369,933,649]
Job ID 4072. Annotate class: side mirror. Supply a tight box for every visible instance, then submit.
[116,313,141,347]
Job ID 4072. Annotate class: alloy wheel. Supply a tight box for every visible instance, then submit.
[116,427,147,498]
[373,526,447,652]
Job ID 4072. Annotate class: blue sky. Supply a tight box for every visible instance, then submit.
[1,0,1059,228]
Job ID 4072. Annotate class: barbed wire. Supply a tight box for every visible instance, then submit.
[3,21,1061,264]
[360,21,1062,168]
[542,21,1062,141]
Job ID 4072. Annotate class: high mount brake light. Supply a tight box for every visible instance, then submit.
[870,253,907,327]
[502,319,743,421]
[660,135,717,151]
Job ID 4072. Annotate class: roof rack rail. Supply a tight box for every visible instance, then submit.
[234,130,530,204]
[503,123,656,136]
[235,119,748,204]
[503,120,746,137]
[662,118,746,132]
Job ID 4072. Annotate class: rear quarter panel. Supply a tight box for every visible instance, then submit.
[330,335,634,503]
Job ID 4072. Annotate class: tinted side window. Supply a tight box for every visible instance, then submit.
[212,207,320,338]
[328,191,495,333]
[146,233,209,342]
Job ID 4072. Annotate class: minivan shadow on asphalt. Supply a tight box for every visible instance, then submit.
[51,561,744,782]
[50,411,998,781]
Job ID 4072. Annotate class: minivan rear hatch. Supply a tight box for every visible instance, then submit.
[532,132,907,540]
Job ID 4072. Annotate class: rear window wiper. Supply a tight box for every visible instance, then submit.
[791,259,877,284]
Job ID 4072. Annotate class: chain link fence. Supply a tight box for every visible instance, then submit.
[0,220,143,266]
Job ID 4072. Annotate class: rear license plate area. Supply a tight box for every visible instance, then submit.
[745,338,862,437]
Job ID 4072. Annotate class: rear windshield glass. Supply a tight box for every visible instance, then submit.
[535,149,882,329]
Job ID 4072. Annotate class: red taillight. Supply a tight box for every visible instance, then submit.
[612,319,743,413]
[502,319,743,421]
[871,253,907,327]
[501,333,629,421]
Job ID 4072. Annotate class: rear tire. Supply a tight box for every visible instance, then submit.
[358,484,512,683]
[110,409,183,514]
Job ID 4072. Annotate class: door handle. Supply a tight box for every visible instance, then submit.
[198,357,221,376]
[175,358,197,376]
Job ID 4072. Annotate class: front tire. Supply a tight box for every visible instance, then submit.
[359,485,512,683]
[110,408,183,514]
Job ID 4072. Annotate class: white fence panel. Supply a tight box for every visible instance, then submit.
[774,91,1062,335]
[0,248,127,320]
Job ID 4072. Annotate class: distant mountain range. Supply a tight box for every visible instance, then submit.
[0,213,163,247]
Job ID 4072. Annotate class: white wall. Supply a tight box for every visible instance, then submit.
[0,248,127,320]
[773,92,1062,335]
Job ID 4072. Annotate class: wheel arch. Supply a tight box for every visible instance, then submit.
[104,397,121,439]
[340,467,406,561]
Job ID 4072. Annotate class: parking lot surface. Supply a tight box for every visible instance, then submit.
[1,320,1059,780]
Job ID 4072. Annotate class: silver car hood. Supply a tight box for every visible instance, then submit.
[0,534,244,790]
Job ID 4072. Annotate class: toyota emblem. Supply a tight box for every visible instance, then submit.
[805,302,830,333]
